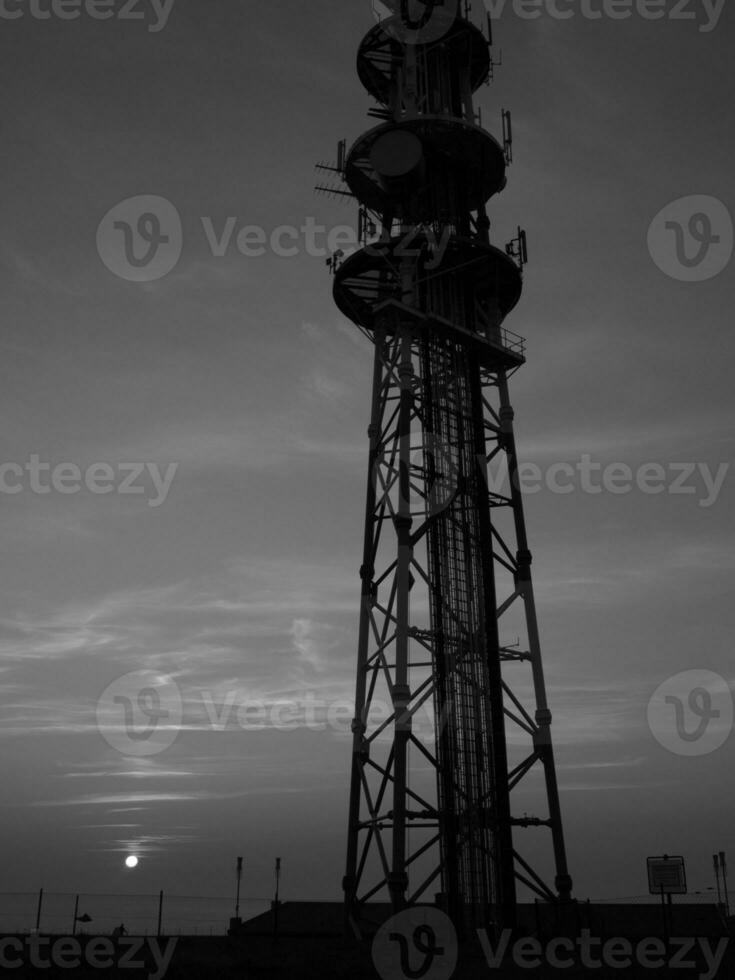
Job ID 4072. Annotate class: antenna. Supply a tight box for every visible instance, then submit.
[326,250,345,275]
[485,14,503,81]
[358,206,377,246]
[314,184,355,201]
[502,109,513,165]
[368,106,393,120]
[315,139,348,177]
[506,226,528,270]
[314,138,355,201]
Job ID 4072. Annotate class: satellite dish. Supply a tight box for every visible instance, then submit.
[370,130,423,178]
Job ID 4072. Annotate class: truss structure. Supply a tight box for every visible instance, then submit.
[324,1,573,934]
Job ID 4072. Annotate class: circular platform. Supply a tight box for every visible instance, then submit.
[357,16,491,106]
[345,118,506,219]
[333,234,522,335]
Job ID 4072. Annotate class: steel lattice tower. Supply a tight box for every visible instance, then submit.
[320,0,573,934]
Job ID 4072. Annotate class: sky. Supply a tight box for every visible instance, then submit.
[0,0,733,923]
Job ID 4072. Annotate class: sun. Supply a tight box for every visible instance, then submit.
[125,855,139,869]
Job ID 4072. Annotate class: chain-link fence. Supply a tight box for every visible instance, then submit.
[1,891,730,937]
[586,892,731,906]
[0,892,271,936]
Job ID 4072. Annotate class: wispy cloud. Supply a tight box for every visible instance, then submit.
[30,787,308,808]
[0,558,358,743]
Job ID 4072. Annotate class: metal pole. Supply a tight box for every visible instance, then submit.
[35,888,43,933]
[714,854,722,909]
[235,857,242,919]
[72,895,79,937]
[274,857,281,936]
[157,890,163,937]
[720,852,730,917]
[660,886,669,950]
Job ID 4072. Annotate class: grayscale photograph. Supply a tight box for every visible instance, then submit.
[0,0,732,977]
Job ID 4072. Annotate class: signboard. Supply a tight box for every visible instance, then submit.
[647,855,687,896]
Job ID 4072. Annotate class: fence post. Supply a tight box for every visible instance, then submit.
[35,888,44,933]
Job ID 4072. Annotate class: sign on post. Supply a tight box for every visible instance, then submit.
[647,855,687,896]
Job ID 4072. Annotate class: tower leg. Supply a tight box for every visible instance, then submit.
[497,373,573,902]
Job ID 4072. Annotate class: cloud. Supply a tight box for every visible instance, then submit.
[0,557,358,742]
[30,787,308,808]
[289,617,341,671]
[0,241,88,297]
